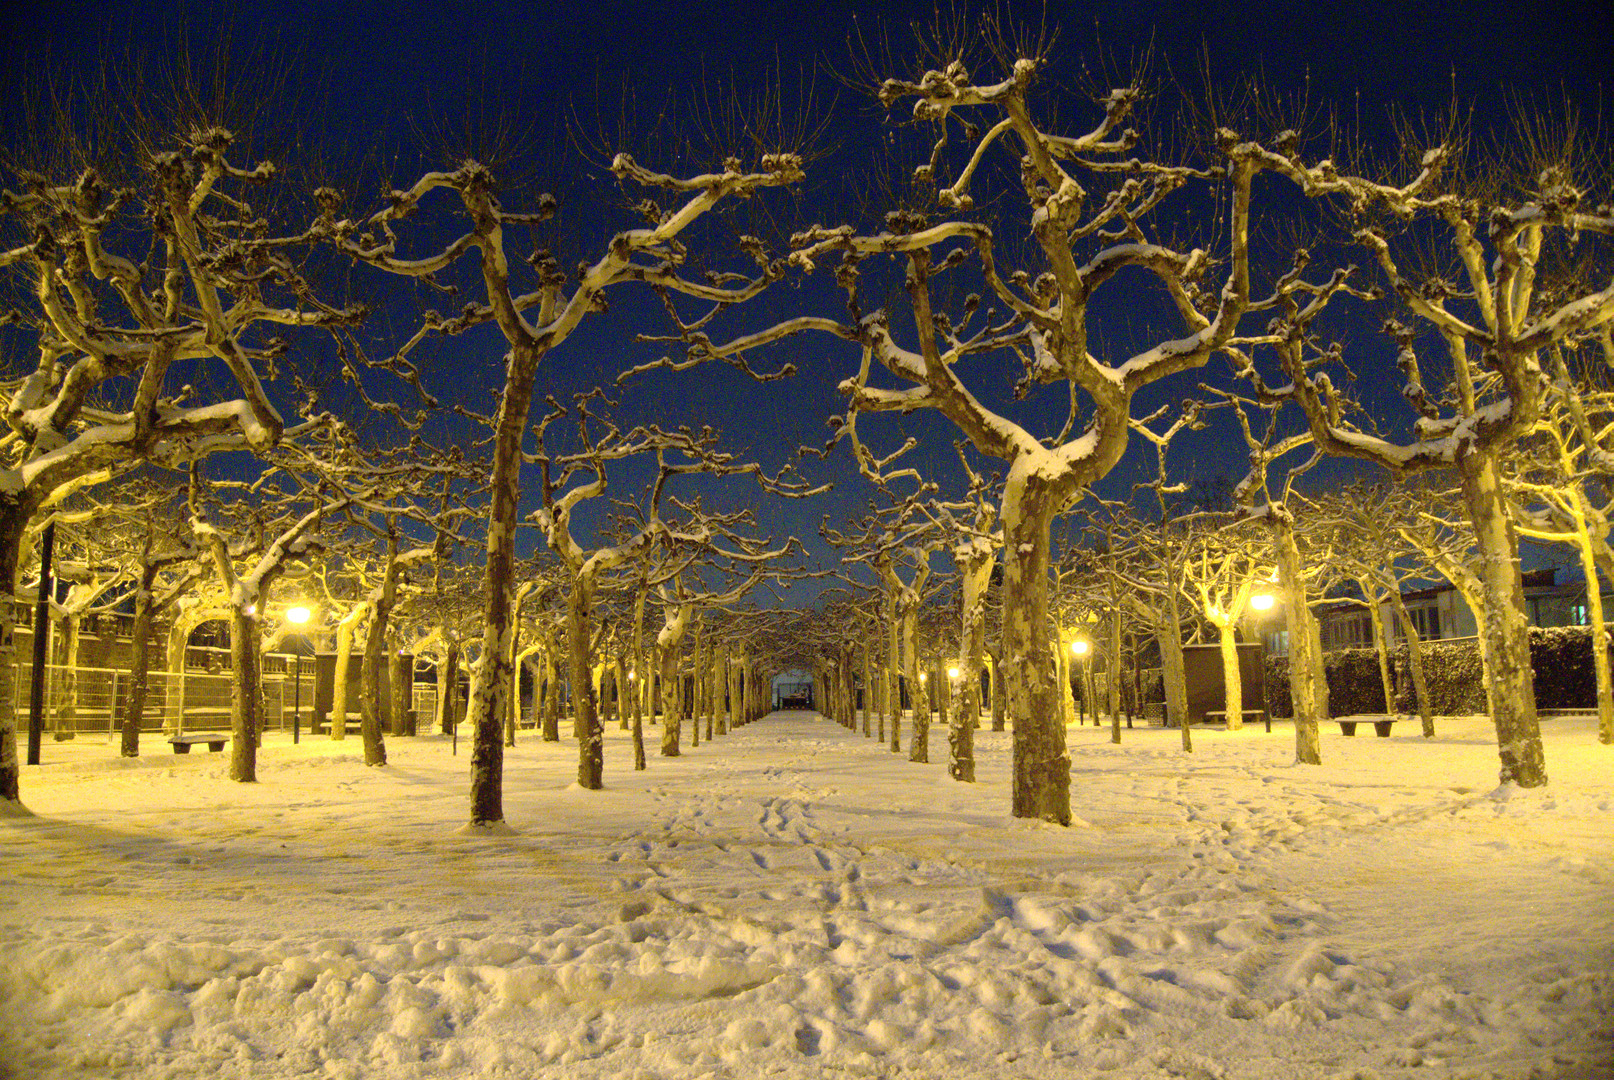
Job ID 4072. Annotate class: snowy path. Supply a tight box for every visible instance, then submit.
[1,712,1609,1079]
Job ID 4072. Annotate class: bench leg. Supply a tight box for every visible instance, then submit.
[1339,721,1358,736]
[1373,721,1393,737]
[172,742,191,754]
[208,742,226,752]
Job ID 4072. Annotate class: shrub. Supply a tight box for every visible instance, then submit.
[1324,648,1389,716]
[1264,655,1293,718]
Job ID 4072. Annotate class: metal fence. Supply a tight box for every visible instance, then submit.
[11,661,298,740]
[14,656,443,742]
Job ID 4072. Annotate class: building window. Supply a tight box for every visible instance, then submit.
[1408,606,1442,641]
[1570,603,1589,627]
[1265,629,1289,656]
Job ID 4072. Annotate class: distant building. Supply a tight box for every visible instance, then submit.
[1266,570,1603,656]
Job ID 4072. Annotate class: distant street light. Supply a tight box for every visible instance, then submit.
[947,666,960,680]
[286,606,311,624]
[1250,593,1275,612]
[1071,639,1089,656]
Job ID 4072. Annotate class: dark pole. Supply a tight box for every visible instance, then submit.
[293,652,302,744]
[26,520,54,766]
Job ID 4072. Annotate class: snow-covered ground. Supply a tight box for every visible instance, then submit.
[2,711,1609,1079]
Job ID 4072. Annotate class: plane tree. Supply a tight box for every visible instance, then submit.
[0,123,367,802]
[1309,482,1440,736]
[1231,125,1614,786]
[333,144,805,828]
[699,38,1330,820]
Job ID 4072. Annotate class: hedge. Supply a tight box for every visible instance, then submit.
[1263,625,1606,718]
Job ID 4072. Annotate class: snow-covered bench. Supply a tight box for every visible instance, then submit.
[168,733,228,753]
[1336,718,1395,737]
[1203,710,1270,732]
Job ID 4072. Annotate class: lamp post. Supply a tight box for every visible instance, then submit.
[286,605,311,743]
[1070,639,1090,723]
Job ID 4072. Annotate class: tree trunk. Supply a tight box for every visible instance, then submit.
[614,654,630,731]
[1569,500,1613,745]
[660,645,684,756]
[437,639,460,735]
[989,651,1005,731]
[1362,587,1395,716]
[1108,607,1123,744]
[228,607,261,783]
[1273,514,1322,765]
[1154,608,1189,736]
[462,326,551,826]
[1216,617,1243,731]
[905,607,927,763]
[331,606,366,741]
[505,611,522,748]
[1460,452,1546,786]
[1001,484,1069,824]
[120,574,159,758]
[1388,592,1434,737]
[881,592,901,752]
[56,613,80,739]
[388,635,410,738]
[541,643,560,741]
[1056,628,1078,728]
[567,578,602,789]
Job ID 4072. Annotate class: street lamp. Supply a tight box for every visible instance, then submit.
[1071,639,1089,656]
[1250,593,1275,612]
[287,605,311,743]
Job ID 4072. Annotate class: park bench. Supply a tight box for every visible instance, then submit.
[168,733,229,754]
[311,713,364,735]
[1336,718,1395,737]
[1202,710,1270,732]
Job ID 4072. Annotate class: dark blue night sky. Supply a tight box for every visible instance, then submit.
[5,0,1609,599]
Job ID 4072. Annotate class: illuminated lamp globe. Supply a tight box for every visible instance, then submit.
[1250,594,1275,612]
[1071,640,1089,656]
[947,666,960,680]
[286,605,312,624]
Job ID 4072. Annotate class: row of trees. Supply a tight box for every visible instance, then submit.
[4,23,1608,827]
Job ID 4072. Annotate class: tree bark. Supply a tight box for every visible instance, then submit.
[905,605,927,762]
[437,639,460,735]
[1460,452,1546,786]
[331,605,367,741]
[1215,617,1243,732]
[120,572,158,757]
[1272,513,1322,765]
[541,642,560,741]
[1001,485,1069,824]
[567,577,603,789]
[1388,592,1434,737]
[228,606,262,783]
[388,635,410,738]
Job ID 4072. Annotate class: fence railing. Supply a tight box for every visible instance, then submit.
[12,658,443,742]
[11,662,290,739]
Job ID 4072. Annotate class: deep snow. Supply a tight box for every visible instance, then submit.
[1,711,1609,1079]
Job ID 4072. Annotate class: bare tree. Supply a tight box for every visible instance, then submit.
[0,125,365,802]
[703,37,1314,820]
[1232,119,1614,786]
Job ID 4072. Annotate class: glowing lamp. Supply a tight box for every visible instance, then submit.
[1250,594,1275,612]
[947,666,960,680]
[286,605,312,624]
[1071,640,1088,656]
